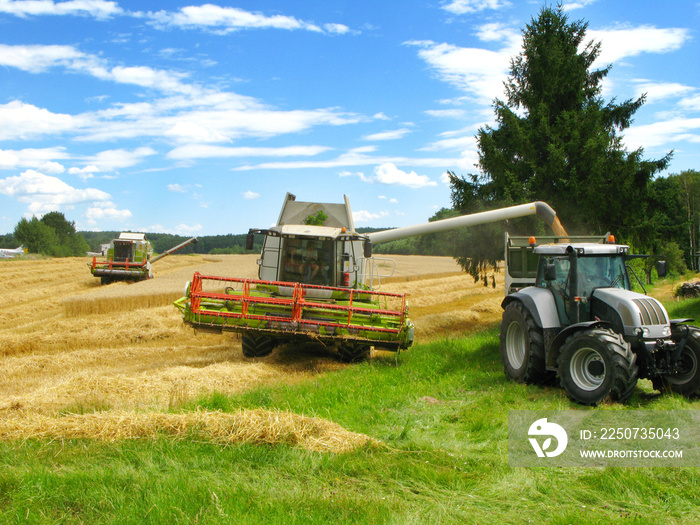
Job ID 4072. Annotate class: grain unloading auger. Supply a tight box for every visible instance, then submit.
[89,233,197,284]
[174,194,564,361]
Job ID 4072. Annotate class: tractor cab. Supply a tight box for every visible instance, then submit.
[534,242,632,324]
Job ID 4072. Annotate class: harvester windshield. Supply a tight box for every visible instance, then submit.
[280,237,334,286]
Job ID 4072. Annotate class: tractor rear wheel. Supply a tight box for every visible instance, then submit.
[558,328,638,405]
[337,343,371,363]
[500,301,553,384]
[652,325,700,397]
[241,334,277,358]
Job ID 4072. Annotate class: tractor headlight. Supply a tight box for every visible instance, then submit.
[640,327,650,338]
[661,326,671,337]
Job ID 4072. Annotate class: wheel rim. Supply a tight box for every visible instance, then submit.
[506,320,526,369]
[569,346,606,391]
[668,347,698,385]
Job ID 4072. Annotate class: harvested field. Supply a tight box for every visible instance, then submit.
[1,254,502,448]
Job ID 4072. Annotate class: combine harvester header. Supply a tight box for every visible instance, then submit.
[89,233,197,284]
[174,193,564,361]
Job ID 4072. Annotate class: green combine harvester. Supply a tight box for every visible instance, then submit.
[175,193,564,361]
[89,233,197,284]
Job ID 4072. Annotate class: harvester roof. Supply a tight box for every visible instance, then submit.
[275,224,350,239]
[118,232,147,241]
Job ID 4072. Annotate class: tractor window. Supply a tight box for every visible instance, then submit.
[536,257,569,289]
[280,238,334,285]
[578,256,629,296]
[507,247,540,279]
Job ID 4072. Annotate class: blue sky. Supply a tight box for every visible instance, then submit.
[1,0,699,236]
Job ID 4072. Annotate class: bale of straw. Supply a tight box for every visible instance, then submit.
[0,409,377,453]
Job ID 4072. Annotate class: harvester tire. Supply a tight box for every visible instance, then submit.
[500,301,553,384]
[241,334,276,358]
[337,343,371,363]
[652,325,700,397]
[558,328,638,405]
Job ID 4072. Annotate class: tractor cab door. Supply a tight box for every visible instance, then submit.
[538,256,571,325]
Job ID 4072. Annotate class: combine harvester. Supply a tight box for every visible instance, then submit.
[174,193,565,361]
[89,233,197,284]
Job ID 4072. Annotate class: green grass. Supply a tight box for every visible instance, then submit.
[2,297,700,524]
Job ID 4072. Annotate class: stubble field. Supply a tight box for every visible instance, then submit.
[0,254,504,449]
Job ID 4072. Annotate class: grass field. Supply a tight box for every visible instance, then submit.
[1,254,699,523]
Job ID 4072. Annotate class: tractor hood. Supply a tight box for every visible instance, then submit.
[593,288,671,339]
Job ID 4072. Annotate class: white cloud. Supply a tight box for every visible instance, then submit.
[242,191,260,200]
[168,183,187,193]
[374,163,437,188]
[362,128,412,141]
[680,95,700,111]
[406,38,519,106]
[339,170,372,183]
[562,0,598,11]
[0,147,69,171]
[625,118,700,150]
[167,144,331,160]
[0,169,113,215]
[84,205,132,223]
[589,26,690,66]
[0,101,81,140]
[146,4,322,34]
[0,44,194,95]
[353,210,390,223]
[0,44,374,145]
[324,23,350,35]
[82,147,157,171]
[0,0,122,19]
[633,81,696,104]
[236,152,459,171]
[441,0,511,15]
[425,109,467,119]
[68,165,98,178]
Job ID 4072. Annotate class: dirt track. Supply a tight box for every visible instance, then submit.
[1,254,503,416]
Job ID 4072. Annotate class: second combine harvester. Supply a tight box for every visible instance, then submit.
[174,193,564,361]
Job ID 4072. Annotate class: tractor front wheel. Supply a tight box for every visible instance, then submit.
[241,334,277,358]
[558,328,638,405]
[500,301,553,384]
[653,325,700,397]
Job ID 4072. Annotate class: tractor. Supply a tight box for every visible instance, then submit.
[500,234,700,405]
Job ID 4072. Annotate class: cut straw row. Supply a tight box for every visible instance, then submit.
[0,408,376,453]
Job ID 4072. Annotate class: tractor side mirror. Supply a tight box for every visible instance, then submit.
[245,232,255,251]
[364,239,373,258]
[544,263,557,281]
[656,260,667,278]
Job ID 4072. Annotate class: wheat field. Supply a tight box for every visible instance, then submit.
[0,254,503,449]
